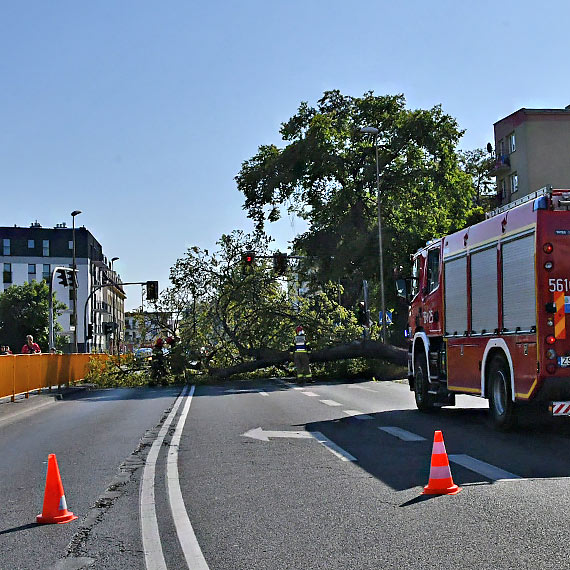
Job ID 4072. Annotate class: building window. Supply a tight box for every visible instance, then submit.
[509,132,516,153]
[42,264,51,281]
[3,239,10,256]
[42,240,50,256]
[3,263,11,284]
[28,264,36,283]
[69,241,73,250]
[510,173,519,194]
[498,139,505,156]
[28,239,35,249]
[500,179,507,199]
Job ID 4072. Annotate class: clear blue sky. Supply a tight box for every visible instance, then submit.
[2,0,568,310]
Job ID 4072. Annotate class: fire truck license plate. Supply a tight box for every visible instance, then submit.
[558,356,570,367]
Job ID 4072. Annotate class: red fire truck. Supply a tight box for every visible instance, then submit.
[398,187,570,428]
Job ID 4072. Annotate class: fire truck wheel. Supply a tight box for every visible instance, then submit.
[488,354,515,430]
[414,351,433,412]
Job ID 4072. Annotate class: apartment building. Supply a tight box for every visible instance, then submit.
[491,107,570,205]
[0,222,125,353]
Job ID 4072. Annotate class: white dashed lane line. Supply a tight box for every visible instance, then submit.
[448,454,521,481]
[310,431,357,462]
[301,391,319,397]
[378,427,522,481]
[379,426,426,441]
[320,400,342,407]
[343,410,373,420]
[348,385,378,393]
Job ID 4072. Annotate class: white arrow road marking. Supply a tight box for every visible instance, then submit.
[242,428,357,462]
[448,454,521,481]
[320,399,342,407]
[242,427,313,441]
[301,391,319,397]
[379,426,426,441]
[343,410,373,420]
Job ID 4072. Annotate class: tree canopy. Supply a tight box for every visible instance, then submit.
[0,281,66,353]
[236,91,479,314]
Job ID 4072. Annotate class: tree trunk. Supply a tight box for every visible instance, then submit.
[208,340,407,379]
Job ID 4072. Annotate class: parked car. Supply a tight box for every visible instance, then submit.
[134,348,153,360]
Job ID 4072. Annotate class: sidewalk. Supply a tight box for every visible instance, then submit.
[0,384,93,425]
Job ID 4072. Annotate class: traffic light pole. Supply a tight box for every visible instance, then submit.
[83,281,157,353]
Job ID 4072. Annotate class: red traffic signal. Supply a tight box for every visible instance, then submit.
[242,251,255,267]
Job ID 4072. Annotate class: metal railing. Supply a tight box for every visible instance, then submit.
[0,354,109,401]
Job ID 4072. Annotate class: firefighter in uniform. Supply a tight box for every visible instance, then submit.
[292,325,312,384]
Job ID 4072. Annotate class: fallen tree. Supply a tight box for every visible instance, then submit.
[207,340,407,379]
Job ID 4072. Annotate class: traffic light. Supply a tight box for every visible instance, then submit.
[56,268,69,287]
[242,251,255,268]
[55,267,77,288]
[273,252,288,276]
[103,322,113,335]
[146,280,159,301]
[86,324,93,340]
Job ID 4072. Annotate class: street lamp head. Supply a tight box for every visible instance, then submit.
[360,126,379,135]
[71,210,82,217]
[111,257,119,263]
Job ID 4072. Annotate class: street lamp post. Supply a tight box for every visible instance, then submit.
[71,210,82,353]
[110,257,119,355]
[360,127,387,343]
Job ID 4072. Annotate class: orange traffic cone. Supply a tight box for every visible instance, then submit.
[422,430,461,495]
[37,454,78,524]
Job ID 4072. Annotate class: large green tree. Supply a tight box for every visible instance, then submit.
[236,91,478,320]
[0,281,66,353]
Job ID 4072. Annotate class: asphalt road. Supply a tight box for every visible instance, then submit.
[4,380,570,569]
[167,380,570,570]
[0,386,180,570]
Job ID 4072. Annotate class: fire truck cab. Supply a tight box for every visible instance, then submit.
[400,187,570,428]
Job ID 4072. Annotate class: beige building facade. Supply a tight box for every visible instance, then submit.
[492,107,570,205]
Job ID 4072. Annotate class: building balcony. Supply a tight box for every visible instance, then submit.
[489,154,510,175]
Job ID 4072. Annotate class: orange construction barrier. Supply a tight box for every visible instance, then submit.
[37,454,78,524]
[422,430,461,495]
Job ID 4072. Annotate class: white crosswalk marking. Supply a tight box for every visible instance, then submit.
[301,391,319,397]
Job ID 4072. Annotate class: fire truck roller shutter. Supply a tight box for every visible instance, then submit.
[444,255,468,336]
[502,232,536,332]
[471,245,499,334]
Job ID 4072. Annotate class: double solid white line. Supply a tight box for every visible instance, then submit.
[140,385,209,570]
